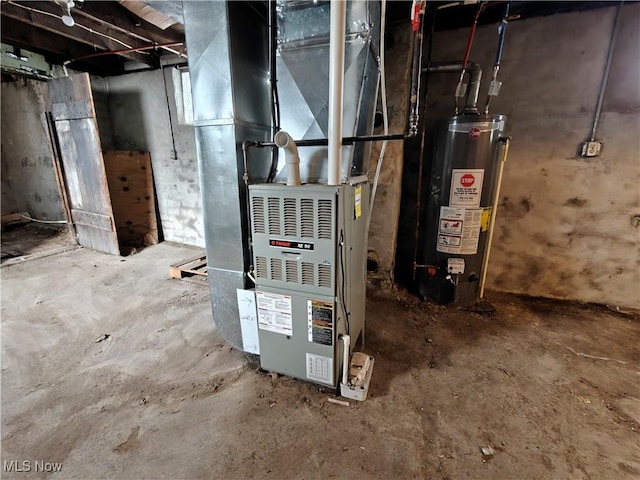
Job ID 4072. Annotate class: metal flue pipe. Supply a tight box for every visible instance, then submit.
[464,63,482,113]
[328,0,347,186]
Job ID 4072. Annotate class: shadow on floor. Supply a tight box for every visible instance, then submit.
[1,223,75,263]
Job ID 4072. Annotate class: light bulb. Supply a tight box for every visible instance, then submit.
[61,2,75,27]
[62,14,74,26]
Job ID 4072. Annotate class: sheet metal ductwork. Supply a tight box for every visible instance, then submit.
[184,1,381,351]
[273,0,380,183]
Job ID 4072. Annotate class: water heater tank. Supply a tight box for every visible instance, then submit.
[420,113,506,306]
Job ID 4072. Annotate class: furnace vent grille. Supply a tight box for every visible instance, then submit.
[285,260,298,283]
[256,256,267,278]
[270,258,283,281]
[300,199,314,238]
[318,263,332,288]
[301,262,314,285]
[252,197,265,234]
[284,198,297,237]
[318,199,333,239]
[257,196,335,242]
[250,189,337,293]
[268,197,281,235]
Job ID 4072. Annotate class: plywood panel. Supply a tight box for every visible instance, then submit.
[104,151,158,246]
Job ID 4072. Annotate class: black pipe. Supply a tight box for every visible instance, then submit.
[425,62,464,73]
[407,28,424,138]
[242,134,405,185]
[412,4,437,281]
[253,133,407,149]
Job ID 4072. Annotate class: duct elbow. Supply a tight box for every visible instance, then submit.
[274,130,301,186]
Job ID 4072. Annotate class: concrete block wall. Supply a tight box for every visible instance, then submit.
[0,78,65,220]
[394,4,640,308]
[101,69,205,247]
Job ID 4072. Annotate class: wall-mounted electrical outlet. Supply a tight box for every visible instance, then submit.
[580,140,602,157]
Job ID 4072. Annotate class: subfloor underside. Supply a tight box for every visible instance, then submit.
[1,242,639,479]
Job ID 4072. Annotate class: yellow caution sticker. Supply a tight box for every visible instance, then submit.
[481,207,492,232]
[355,185,362,219]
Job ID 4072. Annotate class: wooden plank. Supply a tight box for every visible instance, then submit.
[49,73,120,255]
[51,100,93,121]
[103,151,158,246]
[70,209,113,231]
[169,254,208,279]
[170,254,207,269]
[44,111,76,240]
[1,213,29,227]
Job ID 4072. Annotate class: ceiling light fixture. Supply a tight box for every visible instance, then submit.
[58,0,75,27]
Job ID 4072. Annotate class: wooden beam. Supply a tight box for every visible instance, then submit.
[78,2,184,45]
[1,16,125,76]
[1,1,157,65]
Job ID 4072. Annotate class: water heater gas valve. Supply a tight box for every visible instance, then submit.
[447,258,465,275]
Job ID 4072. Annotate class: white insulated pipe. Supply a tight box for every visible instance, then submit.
[341,334,351,385]
[274,130,301,186]
[327,0,346,186]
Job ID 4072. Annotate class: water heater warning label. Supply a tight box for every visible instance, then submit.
[307,300,333,346]
[256,291,292,335]
[450,169,484,207]
[437,206,483,255]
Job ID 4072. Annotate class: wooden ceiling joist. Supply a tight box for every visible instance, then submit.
[0,1,165,66]
[1,15,125,77]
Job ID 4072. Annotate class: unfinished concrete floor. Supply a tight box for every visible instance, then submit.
[1,242,639,479]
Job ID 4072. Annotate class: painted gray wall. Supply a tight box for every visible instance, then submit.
[90,76,116,152]
[0,79,65,220]
[394,4,640,308]
[102,69,205,247]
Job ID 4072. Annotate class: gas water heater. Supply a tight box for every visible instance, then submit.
[417,1,512,307]
[420,114,507,306]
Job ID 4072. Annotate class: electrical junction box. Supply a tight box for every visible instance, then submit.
[248,182,369,389]
[580,140,602,157]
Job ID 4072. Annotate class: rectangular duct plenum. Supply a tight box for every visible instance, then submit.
[184,1,272,350]
[273,0,381,184]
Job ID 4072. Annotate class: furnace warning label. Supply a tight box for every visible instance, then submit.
[450,169,484,207]
[256,291,292,335]
[306,353,333,384]
[354,185,362,219]
[437,206,483,255]
[307,300,333,346]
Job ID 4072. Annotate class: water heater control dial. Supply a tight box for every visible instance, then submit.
[447,258,465,275]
